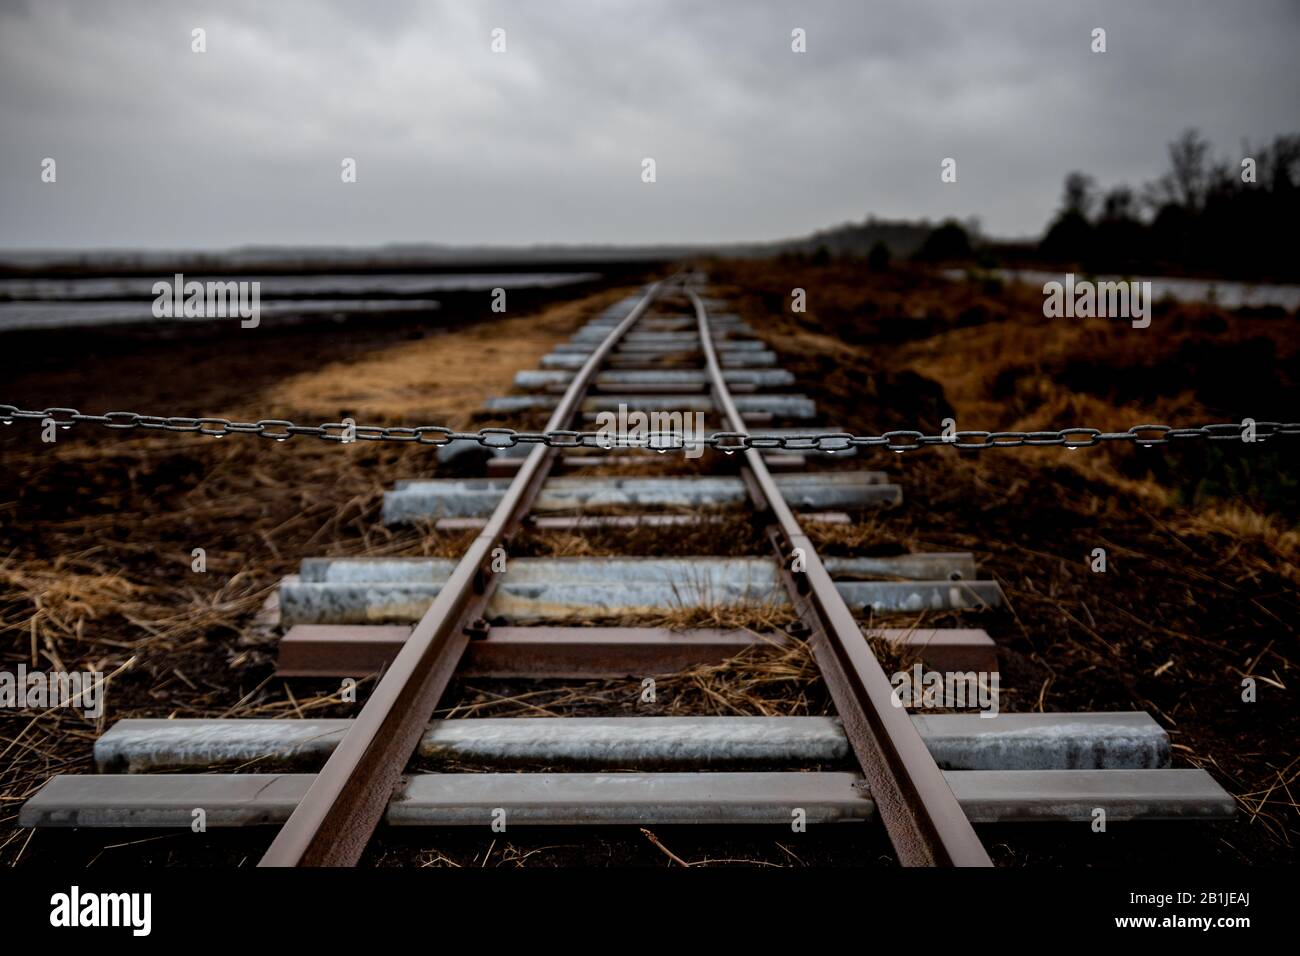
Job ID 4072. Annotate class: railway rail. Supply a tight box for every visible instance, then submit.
[17,276,1237,867]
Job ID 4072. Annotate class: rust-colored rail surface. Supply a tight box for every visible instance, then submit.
[258,282,666,866]
[688,288,991,866]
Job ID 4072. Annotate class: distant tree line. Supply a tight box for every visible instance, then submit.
[1039,129,1300,280]
[779,128,1298,280]
[781,215,978,270]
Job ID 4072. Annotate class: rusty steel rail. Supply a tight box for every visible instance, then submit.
[258,281,667,866]
[688,288,992,867]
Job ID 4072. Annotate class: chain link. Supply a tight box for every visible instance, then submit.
[3,404,1296,452]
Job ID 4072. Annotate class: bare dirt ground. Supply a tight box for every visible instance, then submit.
[1,263,1295,867]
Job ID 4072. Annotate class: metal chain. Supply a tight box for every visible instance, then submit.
[2,403,1296,452]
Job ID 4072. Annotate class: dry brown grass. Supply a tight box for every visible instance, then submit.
[706,256,1300,859]
[259,293,623,425]
[436,636,823,723]
[4,260,1298,866]
[0,285,642,865]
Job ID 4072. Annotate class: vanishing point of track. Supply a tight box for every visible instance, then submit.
[260,277,989,867]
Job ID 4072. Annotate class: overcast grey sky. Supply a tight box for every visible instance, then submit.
[1,0,1296,250]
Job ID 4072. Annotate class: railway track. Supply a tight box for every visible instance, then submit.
[19,276,1236,866]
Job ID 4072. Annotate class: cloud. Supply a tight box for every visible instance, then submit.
[1,0,1296,248]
